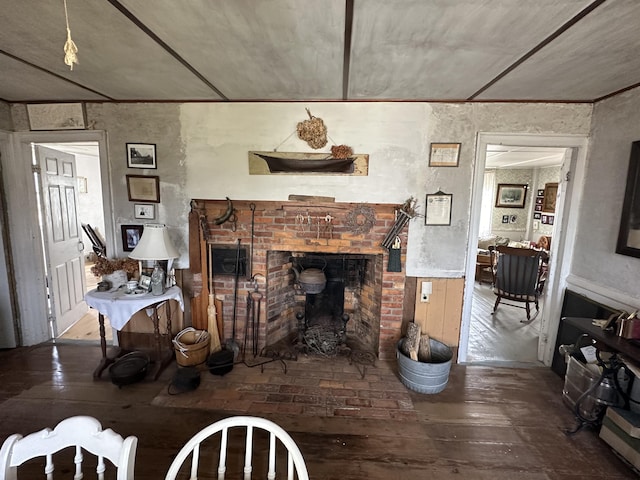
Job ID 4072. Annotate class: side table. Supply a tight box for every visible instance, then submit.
[84,286,184,380]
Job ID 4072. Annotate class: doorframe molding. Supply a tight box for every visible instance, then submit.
[459,132,589,365]
[7,130,112,345]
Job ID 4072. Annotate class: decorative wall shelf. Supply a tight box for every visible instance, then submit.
[248,151,369,175]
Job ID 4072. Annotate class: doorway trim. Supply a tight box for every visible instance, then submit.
[6,130,112,346]
[458,132,588,365]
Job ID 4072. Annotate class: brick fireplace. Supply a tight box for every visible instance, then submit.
[190,199,409,360]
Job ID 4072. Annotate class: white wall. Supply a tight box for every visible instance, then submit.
[76,151,105,258]
[570,89,640,306]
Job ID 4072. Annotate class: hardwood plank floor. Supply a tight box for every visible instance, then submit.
[0,343,635,479]
[467,281,542,365]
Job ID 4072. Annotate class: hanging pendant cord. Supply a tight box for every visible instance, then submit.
[63,0,78,70]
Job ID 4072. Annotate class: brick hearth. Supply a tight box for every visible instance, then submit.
[190,199,409,360]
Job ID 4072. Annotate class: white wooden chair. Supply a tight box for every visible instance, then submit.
[0,415,137,480]
[165,416,309,480]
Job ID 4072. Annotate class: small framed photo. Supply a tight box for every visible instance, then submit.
[537,189,545,196]
[535,204,543,212]
[134,203,155,220]
[126,175,160,203]
[139,274,151,291]
[121,224,144,252]
[425,192,452,225]
[536,197,543,204]
[429,143,461,167]
[541,215,548,224]
[533,212,542,219]
[127,143,157,169]
[501,215,509,224]
[495,184,528,208]
[509,215,517,224]
[548,216,554,225]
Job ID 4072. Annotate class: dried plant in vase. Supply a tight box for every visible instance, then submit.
[90,257,139,278]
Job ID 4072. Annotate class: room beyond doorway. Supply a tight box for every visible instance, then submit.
[459,132,589,367]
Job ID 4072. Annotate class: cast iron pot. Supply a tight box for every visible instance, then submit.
[109,351,150,387]
[206,349,234,376]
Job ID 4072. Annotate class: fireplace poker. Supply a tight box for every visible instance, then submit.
[225,239,241,361]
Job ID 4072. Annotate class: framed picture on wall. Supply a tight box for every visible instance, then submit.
[501,215,509,223]
[495,184,528,208]
[127,143,157,169]
[533,212,541,219]
[542,183,558,213]
[134,203,155,220]
[617,140,640,258]
[428,143,461,167]
[425,191,452,225]
[126,175,160,203]
[535,205,542,212]
[537,189,545,196]
[121,224,144,252]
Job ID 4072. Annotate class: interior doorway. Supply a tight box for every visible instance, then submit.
[466,145,564,364]
[35,141,108,341]
[459,133,589,366]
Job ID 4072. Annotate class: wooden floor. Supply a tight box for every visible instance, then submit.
[467,281,542,365]
[0,343,635,479]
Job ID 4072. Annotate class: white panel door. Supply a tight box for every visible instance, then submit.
[36,146,87,335]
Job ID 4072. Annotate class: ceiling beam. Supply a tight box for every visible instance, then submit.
[467,0,607,101]
[106,0,229,101]
[342,0,354,101]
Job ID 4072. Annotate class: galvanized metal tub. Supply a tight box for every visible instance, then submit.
[397,338,453,394]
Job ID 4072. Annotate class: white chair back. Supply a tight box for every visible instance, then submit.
[0,415,137,480]
[165,416,309,480]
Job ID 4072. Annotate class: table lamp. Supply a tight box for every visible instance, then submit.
[128,224,179,295]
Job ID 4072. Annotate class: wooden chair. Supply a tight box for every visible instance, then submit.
[492,246,543,322]
[0,416,137,480]
[165,416,309,480]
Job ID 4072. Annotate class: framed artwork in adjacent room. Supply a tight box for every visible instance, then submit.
[542,183,558,213]
[121,224,144,252]
[126,175,160,203]
[429,143,461,167]
[617,141,640,258]
[127,143,157,169]
[495,184,527,208]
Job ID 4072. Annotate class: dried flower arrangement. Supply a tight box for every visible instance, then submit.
[330,144,353,159]
[297,108,327,149]
[90,257,139,278]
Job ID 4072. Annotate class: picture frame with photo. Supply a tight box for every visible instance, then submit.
[535,204,543,212]
[541,215,548,224]
[126,175,160,203]
[537,189,545,196]
[121,224,144,252]
[536,197,543,204]
[533,212,541,219]
[495,184,528,208]
[127,143,157,169]
[501,215,509,224]
[134,203,155,220]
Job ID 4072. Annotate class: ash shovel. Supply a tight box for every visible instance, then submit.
[225,238,241,361]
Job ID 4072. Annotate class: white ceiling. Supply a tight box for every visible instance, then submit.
[486,145,566,169]
[1,0,638,103]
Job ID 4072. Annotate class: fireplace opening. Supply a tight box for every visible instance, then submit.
[264,251,383,359]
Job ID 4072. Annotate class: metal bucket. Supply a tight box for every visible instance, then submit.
[397,338,453,394]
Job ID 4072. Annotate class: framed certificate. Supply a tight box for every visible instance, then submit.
[429,143,461,167]
[425,192,452,226]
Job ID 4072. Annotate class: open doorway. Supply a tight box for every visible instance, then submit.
[34,141,110,342]
[466,145,565,364]
[459,133,589,366]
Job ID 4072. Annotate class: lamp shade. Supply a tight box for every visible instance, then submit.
[128,224,179,260]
